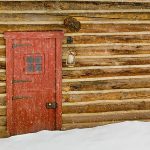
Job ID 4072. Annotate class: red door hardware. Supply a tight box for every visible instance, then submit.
[4,31,64,135]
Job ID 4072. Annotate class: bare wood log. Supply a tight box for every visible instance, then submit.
[62,64,150,80]
[63,45,150,57]
[0,70,5,81]
[62,121,120,130]
[0,129,8,138]
[63,99,150,113]
[62,75,150,91]
[1,1,150,12]
[2,10,150,14]
[63,56,150,67]
[62,119,150,130]
[0,106,6,116]
[0,83,6,94]
[0,94,6,106]
[0,116,6,126]
[0,38,5,45]
[0,25,65,33]
[62,88,150,102]
[1,24,150,34]
[0,58,5,69]
[3,20,150,25]
[63,35,150,44]
[2,13,150,25]
[63,43,150,48]
[0,0,150,3]
[62,110,150,124]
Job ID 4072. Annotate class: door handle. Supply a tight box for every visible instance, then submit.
[46,102,57,109]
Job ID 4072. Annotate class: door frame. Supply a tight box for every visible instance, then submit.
[4,31,64,135]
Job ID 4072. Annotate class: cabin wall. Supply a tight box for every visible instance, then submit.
[1,0,150,137]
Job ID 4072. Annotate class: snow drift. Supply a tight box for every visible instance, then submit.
[1,121,150,150]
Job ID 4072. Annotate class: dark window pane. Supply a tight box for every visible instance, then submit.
[26,56,34,63]
[35,64,42,72]
[35,56,42,64]
[26,64,34,72]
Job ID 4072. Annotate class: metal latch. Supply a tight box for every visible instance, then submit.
[46,102,57,109]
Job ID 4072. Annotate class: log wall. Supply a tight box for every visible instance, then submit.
[1,0,150,137]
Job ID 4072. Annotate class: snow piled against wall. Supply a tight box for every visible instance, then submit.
[0,121,150,150]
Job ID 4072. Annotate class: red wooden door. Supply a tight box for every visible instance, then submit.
[4,32,64,135]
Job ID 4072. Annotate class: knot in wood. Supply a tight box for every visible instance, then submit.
[64,17,81,32]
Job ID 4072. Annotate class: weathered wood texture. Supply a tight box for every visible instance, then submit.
[63,99,150,113]
[62,119,150,130]
[1,0,150,137]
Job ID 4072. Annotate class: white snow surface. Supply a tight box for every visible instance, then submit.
[1,121,150,150]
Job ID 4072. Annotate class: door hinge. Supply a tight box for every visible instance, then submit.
[46,102,57,109]
[12,43,32,49]
[12,96,32,100]
[12,79,32,84]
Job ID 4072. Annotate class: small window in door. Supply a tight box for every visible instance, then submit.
[25,55,43,73]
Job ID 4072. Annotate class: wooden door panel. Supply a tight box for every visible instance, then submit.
[12,38,56,134]
[5,31,64,136]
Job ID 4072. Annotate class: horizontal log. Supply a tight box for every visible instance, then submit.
[0,58,6,69]
[75,24,150,33]
[65,31,150,36]
[63,45,150,56]
[63,99,150,113]
[63,75,150,82]
[62,110,150,124]
[3,20,150,25]
[62,120,150,130]
[1,12,150,21]
[62,75,150,91]
[0,126,6,131]
[1,24,150,34]
[63,56,150,67]
[0,25,65,34]
[62,88,150,102]
[0,126,7,138]
[0,106,6,116]
[0,94,6,106]
[0,70,5,81]
[63,43,150,48]
[0,83,6,94]
[0,1,150,12]
[0,0,150,3]
[0,45,5,49]
[0,132,7,138]
[63,54,150,59]
[2,9,150,14]
[0,38,4,45]
[63,35,150,44]
[63,64,150,70]
[2,13,150,25]
[62,121,120,130]
[0,116,6,126]
[63,66,150,79]
[3,31,150,37]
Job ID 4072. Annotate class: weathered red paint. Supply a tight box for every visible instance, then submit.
[4,31,64,135]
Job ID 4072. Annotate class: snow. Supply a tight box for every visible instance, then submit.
[1,121,150,150]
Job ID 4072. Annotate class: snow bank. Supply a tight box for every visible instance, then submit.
[1,121,150,150]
